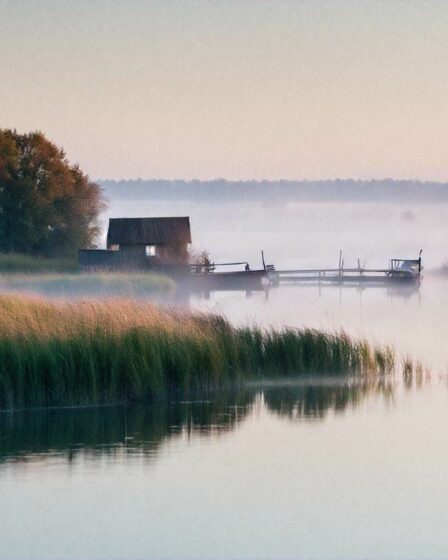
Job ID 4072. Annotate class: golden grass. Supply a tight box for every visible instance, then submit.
[0,295,397,411]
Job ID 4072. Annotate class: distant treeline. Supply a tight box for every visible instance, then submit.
[100,179,448,203]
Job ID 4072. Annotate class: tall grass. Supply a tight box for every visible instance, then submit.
[0,272,174,298]
[0,253,77,273]
[0,295,396,411]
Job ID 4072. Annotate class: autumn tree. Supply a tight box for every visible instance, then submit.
[0,129,104,257]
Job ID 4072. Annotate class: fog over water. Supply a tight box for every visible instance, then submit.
[2,182,448,560]
[4,0,448,554]
[103,181,448,269]
[104,182,448,371]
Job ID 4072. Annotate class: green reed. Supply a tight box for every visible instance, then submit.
[0,253,77,273]
[0,295,396,411]
[0,272,174,298]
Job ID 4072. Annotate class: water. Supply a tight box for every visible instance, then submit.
[2,197,448,558]
[192,275,448,371]
[1,378,448,559]
[107,196,448,369]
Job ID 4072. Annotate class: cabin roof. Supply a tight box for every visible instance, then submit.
[107,217,191,246]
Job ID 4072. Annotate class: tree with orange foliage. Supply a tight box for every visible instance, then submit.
[0,129,104,257]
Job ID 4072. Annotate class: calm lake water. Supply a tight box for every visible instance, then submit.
[1,378,448,560]
[192,275,448,372]
[111,197,448,369]
[2,198,448,559]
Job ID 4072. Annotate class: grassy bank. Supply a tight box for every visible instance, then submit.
[0,253,77,273]
[0,295,395,411]
[0,272,175,298]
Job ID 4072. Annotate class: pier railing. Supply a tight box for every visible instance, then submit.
[272,266,420,285]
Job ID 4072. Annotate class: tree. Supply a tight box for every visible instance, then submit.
[190,249,213,272]
[0,129,104,257]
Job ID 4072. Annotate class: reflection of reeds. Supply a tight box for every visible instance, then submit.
[0,382,393,466]
[0,392,254,466]
[0,295,399,411]
[263,378,395,420]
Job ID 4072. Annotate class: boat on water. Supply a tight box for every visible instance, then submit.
[386,258,422,280]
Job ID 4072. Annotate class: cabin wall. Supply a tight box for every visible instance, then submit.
[79,250,122,271]
[80,246,155,271]
[80,242,190,271]
[156,242,189,264]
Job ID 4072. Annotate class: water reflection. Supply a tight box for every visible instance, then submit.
[263,378,395,420]
[0,390,253,467]
[0,378,395,467]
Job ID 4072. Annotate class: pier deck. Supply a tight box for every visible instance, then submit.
[271,267,420,286]
[186,255,422,292]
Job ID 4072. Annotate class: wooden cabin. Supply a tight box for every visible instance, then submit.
[79,217,191,271]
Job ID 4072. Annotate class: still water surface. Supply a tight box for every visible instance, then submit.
[192,275,448,371]
[2,198,448,558]
[1,379,447,559]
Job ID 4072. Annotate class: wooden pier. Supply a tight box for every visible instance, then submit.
[188,262,269,292]
[187,253,422,292]
[270,255,422,287]
[271,265,421,286]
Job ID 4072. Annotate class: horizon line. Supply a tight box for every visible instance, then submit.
[96,177,448,184]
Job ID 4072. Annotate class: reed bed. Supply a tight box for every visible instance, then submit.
[0,295,395,411]
[0,253,77,273]
[0,272,175,298]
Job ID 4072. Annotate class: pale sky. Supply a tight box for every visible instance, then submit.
[1,0,448,180]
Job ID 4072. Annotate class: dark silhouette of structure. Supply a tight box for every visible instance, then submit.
[79,217,191,271]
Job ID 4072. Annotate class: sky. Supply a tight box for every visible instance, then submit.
[1,0,448,181]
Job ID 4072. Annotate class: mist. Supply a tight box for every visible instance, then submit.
[100,178,448,269]
[85,178,446,370]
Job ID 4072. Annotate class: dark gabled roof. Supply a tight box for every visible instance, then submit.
[107,217,191,246]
